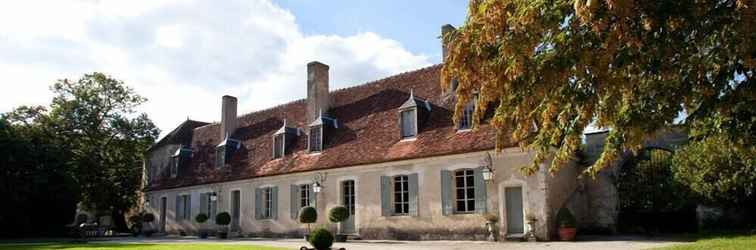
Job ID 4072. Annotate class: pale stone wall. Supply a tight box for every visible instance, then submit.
[145,148,564,240]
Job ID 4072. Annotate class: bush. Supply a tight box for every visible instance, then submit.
[328,206,349,223]
[308,228,334,250]
[215,212,231,226]
[142,213,155,223]
[299,206,317,224]
[195,213,208,223]
[556,207,576,228]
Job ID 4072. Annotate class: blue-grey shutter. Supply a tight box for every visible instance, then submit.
[175,196,181,220]
[200,193,208,215]
[380,176,391,216]
[474,167,487,213]
[440,170,452,215]
[408,173,419,217]
[187,195,192,220]
[310,184,317,208]
[254,188,262,220]
[271,186,278,220]
[290,184,298,219]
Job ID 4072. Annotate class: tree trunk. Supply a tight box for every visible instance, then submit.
[111,209,128,232]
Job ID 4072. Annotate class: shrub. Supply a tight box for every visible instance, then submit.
[556,207,576,228]
[328,206,349,223]
[308,228,334,250]
[299,206,317,224]
[128,214,143,225]
[195,213,209,223]
[215,212,231,226]
[142,213,155,223]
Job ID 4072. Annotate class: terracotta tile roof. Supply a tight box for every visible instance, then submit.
[146,119,209,153]
[147,64,498,191]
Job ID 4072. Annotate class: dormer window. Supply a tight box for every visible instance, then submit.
[215,135,240,168]
[171,146,192,178]
[308,110,338,153]
[398,89,430,139]
[458,94,478,131]
[273,119,299,159]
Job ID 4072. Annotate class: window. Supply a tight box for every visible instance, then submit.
[273,134,284,159]
[170,156,179,178]
[393,175,410,215]
[262,187,273,219]
[400,109,416,138]
[454,169,476,213]
[342,180,355,215]
[176,194,191,221]
[458,100,475,130]
[200,192,217,219]
[309,126,322,152]
[215,146,225,168]
[300,184,311,208]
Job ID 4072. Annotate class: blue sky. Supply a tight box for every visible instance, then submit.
[276,0,467,62]
[0,0,469,135]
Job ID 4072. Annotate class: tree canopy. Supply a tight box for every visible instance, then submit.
[441,0,755,175]
[1,73,159,234]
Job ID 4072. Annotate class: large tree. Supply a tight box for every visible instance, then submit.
[441,0,754,175]
[2,73,159,233]
[48,73,160,231]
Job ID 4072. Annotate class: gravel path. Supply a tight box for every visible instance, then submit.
[101,235,689,250]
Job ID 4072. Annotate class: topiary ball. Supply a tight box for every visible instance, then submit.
[142,213,155,223]
[299,206,317,224]
[328,206,349,223]
[215,212,231,226]
[556,207,576,228]
[195,213,208,223]
[308,228,334,250]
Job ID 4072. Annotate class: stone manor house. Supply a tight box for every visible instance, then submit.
[142,25,604,241]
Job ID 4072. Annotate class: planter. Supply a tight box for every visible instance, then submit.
[558,227,576,241]
[333,234,347,242]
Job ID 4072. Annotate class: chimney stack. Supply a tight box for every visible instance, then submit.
[441,24,456,63]
[220,95,238,140]
[306,61,330,123]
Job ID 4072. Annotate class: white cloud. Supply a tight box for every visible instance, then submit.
[0,0,431,136]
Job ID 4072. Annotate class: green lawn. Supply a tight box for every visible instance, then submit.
[653,233,756,250]
[0,243,289,250]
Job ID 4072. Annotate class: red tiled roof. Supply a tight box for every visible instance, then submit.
[147,64,498,191]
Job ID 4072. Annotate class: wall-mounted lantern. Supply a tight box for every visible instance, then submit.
[312,172,327,193]
[482,152,494,182]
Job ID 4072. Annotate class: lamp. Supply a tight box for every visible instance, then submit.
[210,193,218,201]
[312,172,327,193]
[481,153,494,182]
[144,198,150,208]
[313,182,322,193]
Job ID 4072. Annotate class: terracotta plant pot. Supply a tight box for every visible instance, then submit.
[558,227,576,241]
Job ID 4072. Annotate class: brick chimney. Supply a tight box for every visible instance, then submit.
[220,95,238,140]
[307,61,330,123]
[441,24,456,63]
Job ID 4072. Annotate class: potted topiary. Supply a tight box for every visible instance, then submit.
[482,213,498,241]
[215,212,231,239]
[142,213,156,237]
[556,207,577,241]
[195,213,209,239]
[299,206,317,240]
[308,228,334,250]
[328,206,350,242]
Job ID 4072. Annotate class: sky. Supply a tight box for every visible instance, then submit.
[0,0,468,137]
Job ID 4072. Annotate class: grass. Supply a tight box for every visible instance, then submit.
[653,232,756,250]
[0,243,290,250]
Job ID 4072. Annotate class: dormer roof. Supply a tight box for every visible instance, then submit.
[399,89,431,111]
[309,110,338,128]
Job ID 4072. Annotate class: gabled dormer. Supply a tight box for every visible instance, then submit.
[308,110,338,153]
[398,89,431,139]
[215,134,240,168]
[171,145,193,178]
[273,119,300,159]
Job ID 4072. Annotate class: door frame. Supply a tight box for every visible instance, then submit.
[499,178,528,237]
[228,188,242,231]
[337,176,358,234]
[159,196,167,233]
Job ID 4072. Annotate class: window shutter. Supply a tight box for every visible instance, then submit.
[187,195,192,219]
[380,176,391,216]
[474,167,487,213]
[175,196,182,220]
[440,170,452,215]
[271,186,278,220]
[200,193,208,215]
[290,184,298,219]
[254,188,262,220]
[310,186,317,208]
[408,173,419,217]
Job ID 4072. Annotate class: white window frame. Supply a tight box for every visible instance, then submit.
[400,109,417,139]
[454,169,476,213]
[300,184,311,208]
[392,175,410,216]
[308,125,323,153]
[273,134,284,159]
[262,187,273,219]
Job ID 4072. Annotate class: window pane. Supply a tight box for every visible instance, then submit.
[467,200,476,212]
[466,175,474,186]
[455,176,464,187]
[403,204,409,214]
[456,189,465,199]
[401,110,415,138]
[467,188,475,199]
[456,201,465,211]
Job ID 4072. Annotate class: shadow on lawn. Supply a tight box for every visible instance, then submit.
[0,243,159,250]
